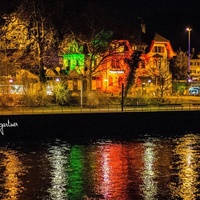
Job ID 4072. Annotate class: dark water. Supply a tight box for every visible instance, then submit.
[1,133,200,200]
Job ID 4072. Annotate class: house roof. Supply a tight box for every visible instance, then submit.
[69,69,80,77]
[153,33,169,42]
[46,69,59,76]
[147,33,176,58]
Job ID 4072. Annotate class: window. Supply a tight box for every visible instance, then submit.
[153,46,164,53]
[73,78,78,91]
[96,77,101,88]
[109,76,113,86]
[67,60,70,68]
[69,45,75,52]
[112,59,120,69]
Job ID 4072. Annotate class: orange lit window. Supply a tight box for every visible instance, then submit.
[153,46,164,53]
[109,76,113,86]
[96,77,101,88]
[112,60,120,69]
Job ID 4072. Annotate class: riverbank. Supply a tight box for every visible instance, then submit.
[0,110,200,140]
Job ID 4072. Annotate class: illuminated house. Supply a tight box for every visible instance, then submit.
[56,33,176,96]
[96,40,134,94]
[134,33,176,96]
[97,33,176,96]
[46,39,86,93]
[60,40,134,94]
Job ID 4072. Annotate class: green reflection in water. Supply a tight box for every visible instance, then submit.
[67,145,85,200]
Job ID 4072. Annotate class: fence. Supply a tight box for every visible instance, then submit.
[1,103,200,115]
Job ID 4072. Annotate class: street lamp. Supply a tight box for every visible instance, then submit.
[80,74,83,108]
[186,27,192,75]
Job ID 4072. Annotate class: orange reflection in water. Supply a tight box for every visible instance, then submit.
[0,149,25,200]
[170,134,200,200]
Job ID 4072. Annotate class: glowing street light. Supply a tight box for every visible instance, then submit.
[186,27,192,74]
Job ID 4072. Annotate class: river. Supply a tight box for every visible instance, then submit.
[0,132,200,200]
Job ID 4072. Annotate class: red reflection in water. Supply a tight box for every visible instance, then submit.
[100,144,128,199]
[86,142,145,199]
[126,142,145,198]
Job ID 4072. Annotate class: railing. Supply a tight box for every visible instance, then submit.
[1,103,200,115]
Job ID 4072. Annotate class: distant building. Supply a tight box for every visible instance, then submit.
[190,49,200,81]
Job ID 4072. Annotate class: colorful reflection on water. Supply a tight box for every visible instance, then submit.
[1,134,200,199]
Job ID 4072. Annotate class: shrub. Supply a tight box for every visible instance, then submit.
[0,95,14,107]
[53,82,72,106]
[85,91,100,107]
[20,94,50,107]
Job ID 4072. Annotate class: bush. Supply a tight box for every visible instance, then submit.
[53,82,72,106]
[0,95,14,107]
[85,91,100,107]
[126,96,154,105]
[20,94,50,107]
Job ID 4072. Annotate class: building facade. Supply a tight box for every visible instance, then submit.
[133,33,176,96]
[58,33,176,96]
[190,52,200,81]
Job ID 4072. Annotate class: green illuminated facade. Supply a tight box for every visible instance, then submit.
[63,54,85,74]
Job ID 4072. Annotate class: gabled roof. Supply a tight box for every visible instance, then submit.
[153,33,169,42]
[16,69,39,81]
[148,33,176,58]
[69,69,80,77]
[110,40,133,53]
[46,69,60,76]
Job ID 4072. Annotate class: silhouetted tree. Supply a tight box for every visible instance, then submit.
[124,51,142,97]
[2,0,59,81]
[173,48,188,79]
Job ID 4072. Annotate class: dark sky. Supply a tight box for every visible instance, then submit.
[100,0,200,52]
[1,0,200,52]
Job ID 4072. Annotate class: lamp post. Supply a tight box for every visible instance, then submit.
[121,82,124,111]
[80,74,83,108]
[186,27,192,75]
[153,53,163,87]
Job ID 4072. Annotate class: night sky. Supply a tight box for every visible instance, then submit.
[1,0,200,52]
[100,0,200,52]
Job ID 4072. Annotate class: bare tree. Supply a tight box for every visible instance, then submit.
[173,48,188,79]
[0,11,29,93]
[1,0,59,82]
[148,57,172,99]
[156,68,172,99]
[124,51,142,97]
[76,30,114,91]
[63,1,117,91]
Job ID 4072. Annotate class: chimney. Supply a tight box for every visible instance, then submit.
[141,21,146,34]
[192,48,195,54]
